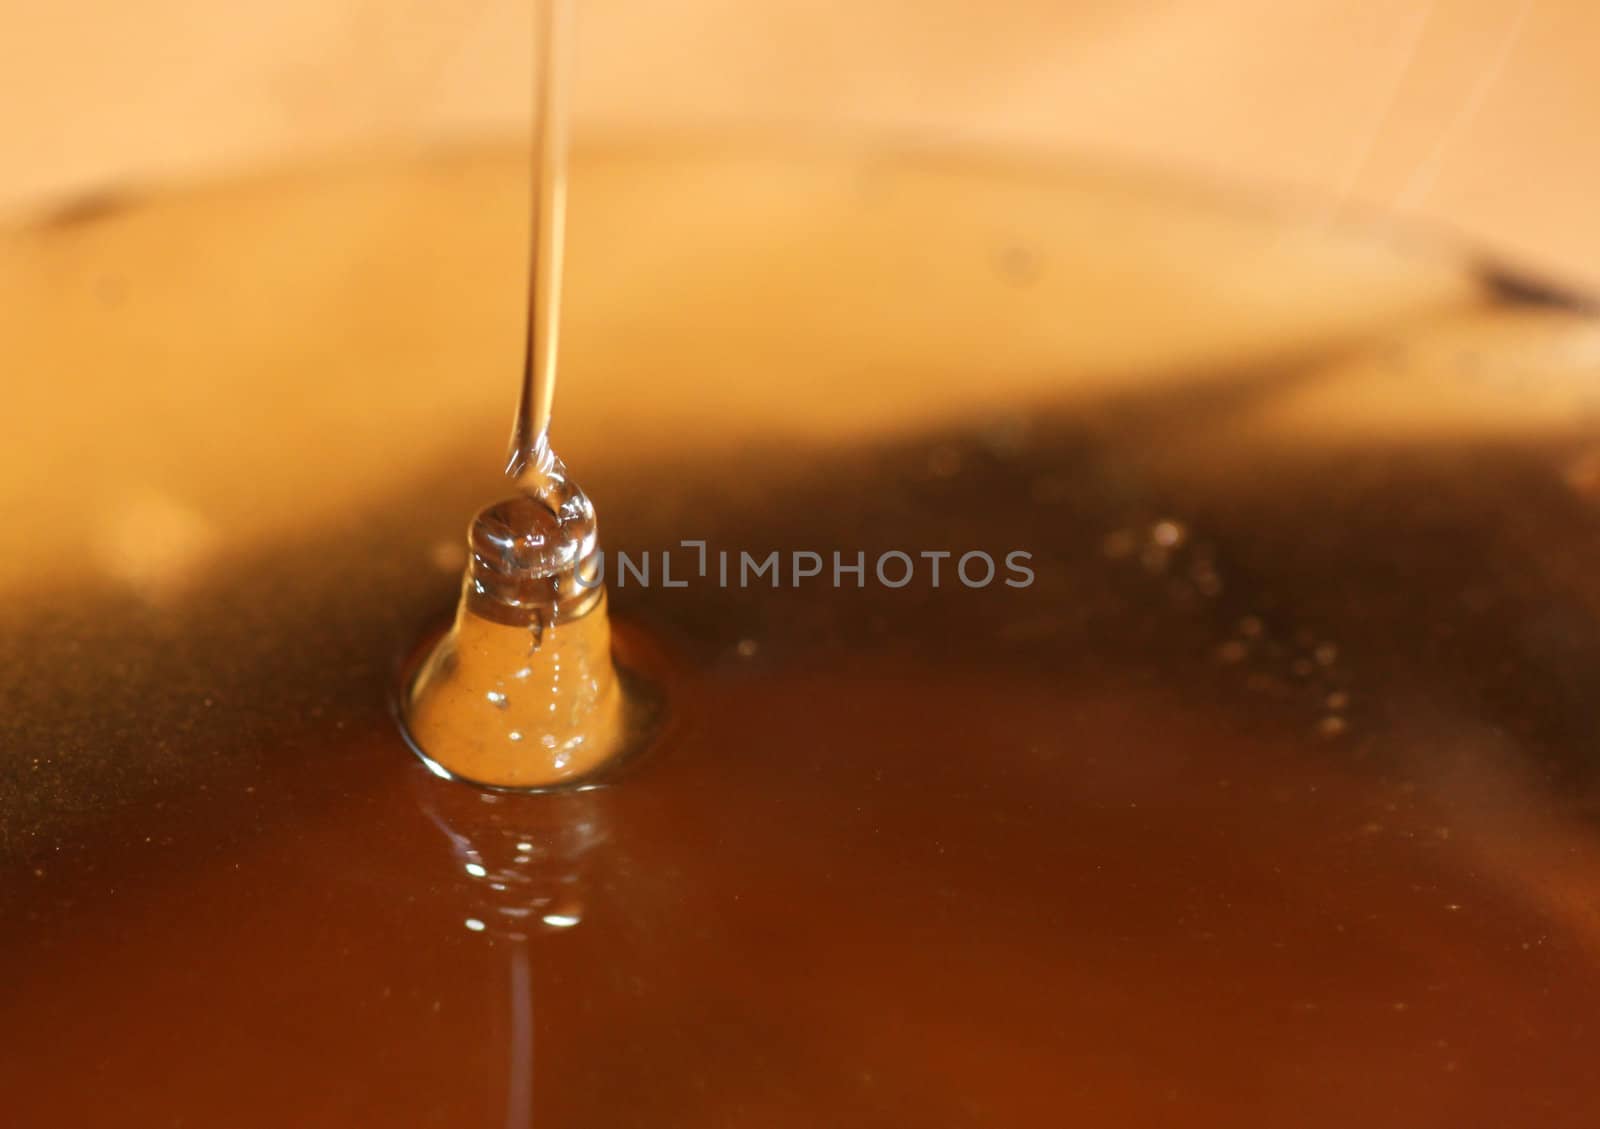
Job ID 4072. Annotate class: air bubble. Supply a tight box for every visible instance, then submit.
[1151,520,1187,548]
[1216,640,1248,664]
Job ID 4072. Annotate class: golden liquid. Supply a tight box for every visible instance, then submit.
[405,593,624,788]
[4,143,1600,1126]
[506,0,570,478]
[403,0,629,789]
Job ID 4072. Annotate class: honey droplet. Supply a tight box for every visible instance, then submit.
[403,451,633,790]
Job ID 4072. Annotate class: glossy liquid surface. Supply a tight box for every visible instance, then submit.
[3,144,1600,1127]
[404,592,625,789]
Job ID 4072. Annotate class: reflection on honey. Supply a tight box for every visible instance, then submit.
[4,144,1600,1126]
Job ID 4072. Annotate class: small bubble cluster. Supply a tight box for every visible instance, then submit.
[1103,516,1355,739]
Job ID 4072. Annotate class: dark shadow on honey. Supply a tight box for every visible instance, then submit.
[1477,260,1600,314]
[7,307,1600,870]
[0,335,1360,869]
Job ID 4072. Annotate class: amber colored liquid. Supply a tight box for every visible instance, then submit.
[405,0,629,791]
[4,144,1600,1127]
[505,0,570,482]
[404,591,631,788]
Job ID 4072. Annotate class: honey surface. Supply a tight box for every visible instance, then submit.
[3,143,1599,1127]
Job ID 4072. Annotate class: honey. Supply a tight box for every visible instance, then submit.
[400,0,636,789]
[4,143,1600,1126]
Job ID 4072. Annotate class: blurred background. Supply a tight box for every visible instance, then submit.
[3,0,1594,288]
